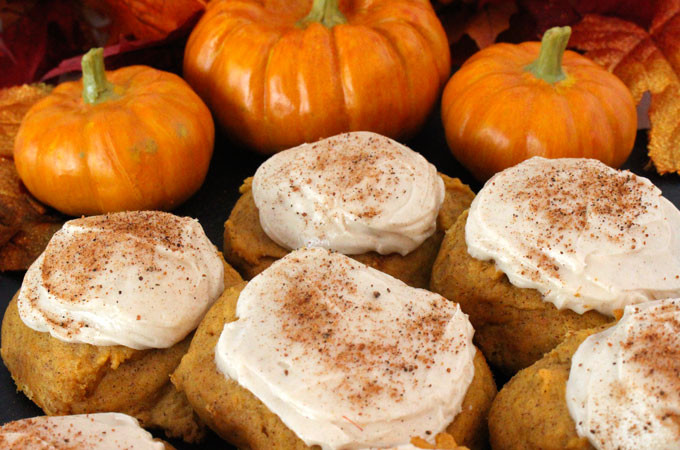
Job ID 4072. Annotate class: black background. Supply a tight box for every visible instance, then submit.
[0,106,674,449]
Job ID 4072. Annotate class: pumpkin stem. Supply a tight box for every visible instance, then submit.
[526,26,571,84]
[297,0,347,29]
[81,48,117,104]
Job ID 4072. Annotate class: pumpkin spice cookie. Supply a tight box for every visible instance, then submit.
[431,157,680,375]
[0,413,175,449]
[173,247,496,450]
[1,211,242,443]
[224,132,474,288]
[489,298,680,450]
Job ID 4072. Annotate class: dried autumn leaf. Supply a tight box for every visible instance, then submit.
[0,83,51,158]
[0,0,95,88]
[465,1,517,49]
[0,159,63,271]
[572,0,657,29]
[570,0,680,174]
[82,0,206,43]
[0,84,63,271]
[411,432,468,449]
[438,0,519,66]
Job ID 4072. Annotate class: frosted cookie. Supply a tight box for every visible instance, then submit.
[173,247,496,450]
[224,132,474,288]
[431,157,680,373]
[489,298,680,450]
[0,413,174,449]
[1,211,242,442]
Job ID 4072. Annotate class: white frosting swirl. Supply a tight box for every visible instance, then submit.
[215,248,476,450]
[0,413,165,449]
[252,132,445,256]
[17,211,224,350]
[465,157,680,315]
[566,298,680,449]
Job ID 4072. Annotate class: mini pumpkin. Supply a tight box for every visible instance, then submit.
[13,48,214,216]
[183,0,450,153]
[441,26,637,181]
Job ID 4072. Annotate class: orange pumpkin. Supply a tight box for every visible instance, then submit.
[441,26,637,181]
[184,0,450,153]
[14,48,214,216]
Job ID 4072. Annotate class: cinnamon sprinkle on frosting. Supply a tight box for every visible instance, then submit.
[214,247,476,449]
[465,157,680,315]
[0,413,164,449]
[567,298,680,449]
[252,131,445,256]
[17,211,224,349]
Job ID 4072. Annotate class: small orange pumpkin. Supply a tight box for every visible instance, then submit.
[14,48,214,216]
[441,26,637,181]
[184,0,450,153]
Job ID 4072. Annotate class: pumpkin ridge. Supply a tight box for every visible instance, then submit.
[189,13,244,76]
[553,91,580,158]
[368,25,412,133]
[212,21,256,73]
[327,24,350,132]
[98,120,144,209]
[384,2,450,81]
[456,71,529,98]
[126,98,184,205]
[484,86,536,161]
[208,22,280,147]
[79,125,104,213]
[517,88,540,160]
[571,84,620,163]
[261,34,284,149]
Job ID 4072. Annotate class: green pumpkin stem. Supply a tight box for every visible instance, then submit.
[297,0,347,29]
[526,26,571,84]
[81,48,117,104]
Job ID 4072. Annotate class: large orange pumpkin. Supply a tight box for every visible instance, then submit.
[441,26,637,181]
[14,48,214,216]
[184,0,450,153]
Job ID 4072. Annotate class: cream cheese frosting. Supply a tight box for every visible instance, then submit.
[0,413,165,449]
[17,211,225,350]
[465,157,680,315]
[251,132,445,256]
[215,247,476,450]
[566,298,680,449]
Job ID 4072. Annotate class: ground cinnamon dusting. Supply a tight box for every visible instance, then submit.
[269,133,406,223]
[271,251,463,408]
[27,211,200,338]
[507,161,656,281]
[621,302,680,439]
[588,301,680,445]
[0,416,136,449]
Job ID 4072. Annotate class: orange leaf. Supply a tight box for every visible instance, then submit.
[570,0,680,174]
[82,0,206,43]
[411,432,468,449]
[0,84,63,271]
[465,1,518,49]
[0,83,51,158]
